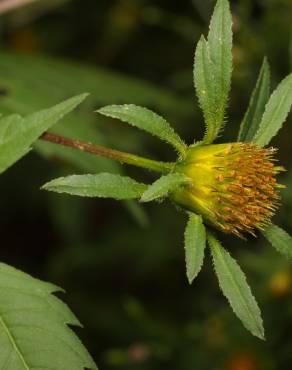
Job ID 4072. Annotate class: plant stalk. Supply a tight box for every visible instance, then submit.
[40,132,174,174]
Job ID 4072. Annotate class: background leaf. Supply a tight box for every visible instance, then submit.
[184,213,206,284]
[262,223,292,259]
[98,104,186,155]
[0,262,97,370]
[140,173,191,202]
[0,93,87,174]
[43,173,147,199]
[238,58,270,142]
[252,73,292,146]
[208,233,265,339]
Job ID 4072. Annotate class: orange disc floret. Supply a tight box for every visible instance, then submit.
[172,143,284,238]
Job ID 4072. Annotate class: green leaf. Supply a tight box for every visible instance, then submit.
[252,73,292,147]
[0,51,192,118]
[0,93,88,174]
[97,104,186,155]
[238,58,270,142]
[0,262,97,370]
[262,223,292,259]
[208,233,264,339]
[184,213,206,284]
[140,173,191,202]
[196,0,232,144]
[43,173,147,199]
[194,36,220,143]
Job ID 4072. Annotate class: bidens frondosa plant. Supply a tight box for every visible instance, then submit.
[40,0,292,339]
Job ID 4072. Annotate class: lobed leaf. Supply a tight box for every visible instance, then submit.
[184,213,206,284]
[238,58,270,142]
[140,172,191,202]
[252,73,292,147]
[42,173,147,199]
[0,262,97,370]
[197,0,232,144]
[0,93,88,174]
[97,104,186,155]
[262,223,292,259]
[208,233,265,339]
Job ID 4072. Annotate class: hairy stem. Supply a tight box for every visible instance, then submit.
[40,132,174,174]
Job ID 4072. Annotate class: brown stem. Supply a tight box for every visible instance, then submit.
[40,132,174,174]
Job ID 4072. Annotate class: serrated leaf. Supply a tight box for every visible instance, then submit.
[238,58,270,142]
[262,223,292,259]
[43,173,147,199]
[0,262,97,370]
[184,213,206,284]
[140,173,191,202]
[208,233,264,339]
[252,73,292,147]
[196,0,232,144]
[97,104,186,155]
[0,93,88,174]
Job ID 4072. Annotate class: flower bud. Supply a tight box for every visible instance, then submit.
[172,143,284,237]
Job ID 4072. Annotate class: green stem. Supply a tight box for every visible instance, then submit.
[40,132,174,174]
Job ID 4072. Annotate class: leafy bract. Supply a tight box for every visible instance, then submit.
[194,0,232,144]
[208,233,264,339]
[97,104,186,155]
[194,37,219,143]
[262,223,292,259]
[253,73,292,146]
[184,213,206,284]
[0,262,97,370]
[140,173,191,202]
[43,173,147,199]
[0,93,88,174]
[238,58,270,142]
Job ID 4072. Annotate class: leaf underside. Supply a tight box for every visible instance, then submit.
[43,173,147,199]
[262,223,292,259]
[208,233,265,339]
[184,213,206,284]
[0,262,97,370]
[140,173,191,202]
[97,104,186,155]
[238,58,270,142]
[0,93,88,174]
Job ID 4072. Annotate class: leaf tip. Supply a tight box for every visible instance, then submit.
[187,274,194,285]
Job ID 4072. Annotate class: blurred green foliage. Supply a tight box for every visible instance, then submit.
[0,0,291,369]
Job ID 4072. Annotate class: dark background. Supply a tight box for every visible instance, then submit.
[0,0,292,369]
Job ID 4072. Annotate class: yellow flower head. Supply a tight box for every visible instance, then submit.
[172,143,284,238]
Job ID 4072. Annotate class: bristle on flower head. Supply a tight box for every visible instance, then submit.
[172,143,285,238]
